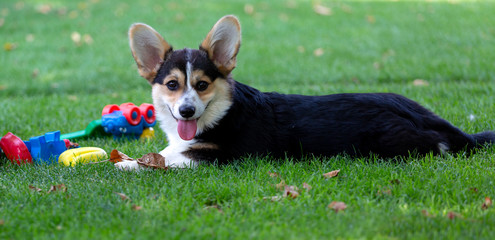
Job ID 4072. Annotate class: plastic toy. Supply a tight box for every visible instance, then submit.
[101,103,156,139]
[58,147,107,166]
[0,102,156,166]
[0,131,71,165]
[60,103,156,140]
[0,132,33,165]
[24,131,68,164]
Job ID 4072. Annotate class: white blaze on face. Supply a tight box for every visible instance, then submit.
[173,59,205,141]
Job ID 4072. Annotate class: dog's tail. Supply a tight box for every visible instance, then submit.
[472,131,495,147]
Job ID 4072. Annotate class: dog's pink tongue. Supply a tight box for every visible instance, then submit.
[177,119,197,141]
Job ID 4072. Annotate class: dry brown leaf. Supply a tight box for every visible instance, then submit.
[132,204,142,211]
[0,219,4,226]
[283,185,300,199]
[244,4,254,15]
[114,192,130,201]
[136,153,168,170]
[447,211,462,220]
[328,201,347,212]
[366,15,376,24]
[204,204,223,213]
[4,42,17,51]
[71,32,81,46]
[36,4,52,14]
[275,180,287,190]
[109,149,133,163]
[323,169,340,178]
[268,171,279,178]
[390,179,401,185]
[482,196,492,210]
[413,79,429,86]
[313,4,332,16]
[29,185,42,192]
[421,209,434,218]
[48,184,67,193]
[377,186,392,196]
[303,182,312,192]
[313,48,324,57]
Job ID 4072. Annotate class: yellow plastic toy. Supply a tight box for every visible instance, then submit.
[140,127,155,140]
[58,147,107,166]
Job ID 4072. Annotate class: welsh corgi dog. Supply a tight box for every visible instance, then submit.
[116,15,494,170]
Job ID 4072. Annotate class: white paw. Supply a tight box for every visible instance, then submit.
[115,160,144,171]
[160,143,195,168]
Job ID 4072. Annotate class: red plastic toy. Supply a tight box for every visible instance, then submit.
[0,132,33,165]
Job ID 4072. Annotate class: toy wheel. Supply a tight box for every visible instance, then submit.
[120,103,141,126]
[139,104,156,124]
[102,104,120,116]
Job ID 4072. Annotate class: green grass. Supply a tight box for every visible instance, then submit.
[1,0,495,239]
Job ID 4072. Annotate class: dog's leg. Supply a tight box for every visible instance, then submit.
[159,143,195,168]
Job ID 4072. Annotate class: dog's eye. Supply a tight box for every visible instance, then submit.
[196,81,209,91]
[166,80,179,91]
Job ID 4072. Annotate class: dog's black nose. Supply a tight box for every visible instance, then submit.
[179,105,196,118]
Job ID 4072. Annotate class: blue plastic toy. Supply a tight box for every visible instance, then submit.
[101,103,156,139]
[23,131,68,164]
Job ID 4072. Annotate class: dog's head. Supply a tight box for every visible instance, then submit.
[128,15,241,141]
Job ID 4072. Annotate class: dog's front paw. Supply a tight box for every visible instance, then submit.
[115,160,144,171]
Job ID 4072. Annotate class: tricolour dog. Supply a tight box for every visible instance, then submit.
[116,15,494,170]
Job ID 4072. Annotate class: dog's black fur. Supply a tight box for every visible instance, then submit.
[187,79,495,163]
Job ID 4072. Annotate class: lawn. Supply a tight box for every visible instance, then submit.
[1,0,495,239]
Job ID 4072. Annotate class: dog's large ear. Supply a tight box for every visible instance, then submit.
[200,15,241,76]
[129,23,172,82]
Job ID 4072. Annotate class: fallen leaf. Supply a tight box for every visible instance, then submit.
[366,15,376,24]
[303,182,312,192]
[263,196,283,202]
[377,186,392,196]
[132,204,142,211]
[297,45,305,53]
[328,201,347,212]
[482,197,492,210]
[268,171,279,178]
[244,4,254,15]
[313,48,324,57]
[136,153,168,170]
[447,211,462,220]
[36,4,52,14]
[109,149,133,163]
[114,192,130,201]
[4,42,17,51]
[421,209,434,218]
[413,79,429,86]
[83,34,93,45]
[323,169,340,178]
[48,184,67,193]
[275,180,287,190]
[390,179,401,185]
[29,185,42,192]
[71,32,81,46]
[0,219,4,225]
[204,204,223,213]
[313,4,332,16]
[25,34,35,42]
[283,185,299,199]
